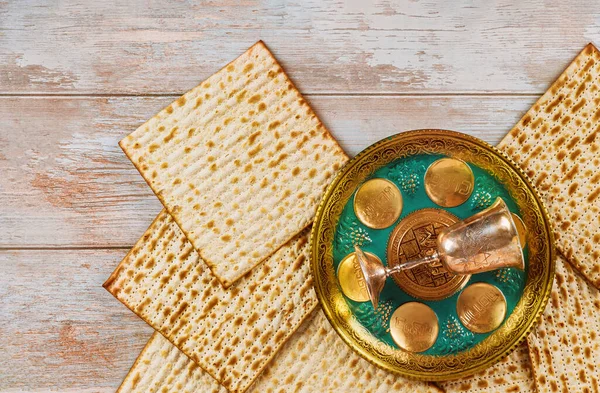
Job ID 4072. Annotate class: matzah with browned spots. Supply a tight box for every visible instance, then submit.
[117,309,442,393]
[440,341,536,393]
[526,254,600,392]
[119,41,348,287]
[499,43,600,289]
[104,210,317,393]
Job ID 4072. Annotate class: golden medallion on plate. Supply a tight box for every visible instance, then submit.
[387,208,470,301]
[457,282,507,333]
[337,252,375,302]
[390,302,439,353]
[354,178,403,229]
[424,158,474,207]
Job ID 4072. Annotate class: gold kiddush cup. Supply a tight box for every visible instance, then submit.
[355,197,524,308]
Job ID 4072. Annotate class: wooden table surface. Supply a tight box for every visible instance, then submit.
[1,1,598,391]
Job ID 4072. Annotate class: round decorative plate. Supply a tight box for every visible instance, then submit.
[310,130,555,381]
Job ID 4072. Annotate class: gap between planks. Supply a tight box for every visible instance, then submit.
[0,92,542,98]
[0,246,132,251]
[0,93,537,251]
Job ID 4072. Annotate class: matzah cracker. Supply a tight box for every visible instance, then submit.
[119,41,348,287]
[118,309,442,393]
[440,342,536,393]
[104,210,317,393]
[526,254,600,393]
[499,43,600,289]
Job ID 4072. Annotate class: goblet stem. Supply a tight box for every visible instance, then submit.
[386,253,440,275]
[353,245,440,309]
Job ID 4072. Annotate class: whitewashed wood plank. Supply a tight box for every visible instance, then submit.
[0,249,153,392]
[0,95,537,248]
[0,0,597,94]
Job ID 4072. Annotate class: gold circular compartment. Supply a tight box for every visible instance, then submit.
[310,129,555,381]
[390,302,440,353]
[457,283,507,334]
[337,252,375,302]
[353,178,403,229]
[424,157,475,207]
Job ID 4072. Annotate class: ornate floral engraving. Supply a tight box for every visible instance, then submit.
[470,175,505,211]
[353,299,394,337]
[334,213,372,255]
[385,158,426,196]
[493,268,525,295]
[438,315,475,355]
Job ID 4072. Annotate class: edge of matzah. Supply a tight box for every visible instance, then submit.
[103,210,319,393]
[117,310,443,393]
[119,41,348,288]
[525,253,600,392]
[258,41,348,158]
[115,335,158,393]
[103,212,166,290]
[116,43,262,288]
[439,341,536,393]
[234,289,318,393]
[498,42,600,289]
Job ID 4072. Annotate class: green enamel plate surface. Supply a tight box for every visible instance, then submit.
[333,153,527,355]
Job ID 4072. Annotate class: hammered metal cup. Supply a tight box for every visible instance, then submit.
[355,197,524,308]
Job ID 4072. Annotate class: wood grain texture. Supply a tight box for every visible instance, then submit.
[0,249,153,392]
[0,95,535,392]
[0,95,535,248]
[0,0,598,95]
[2,1,594,392]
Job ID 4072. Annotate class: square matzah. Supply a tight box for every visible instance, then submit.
[499,43,600,289]
[527,255,600,392]
[117,310,442,393]
[104,210,317,393]
[440,341,536,393]
[119,41,348,287]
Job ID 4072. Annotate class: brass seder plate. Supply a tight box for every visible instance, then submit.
[387,208,471,301]
[311,130,556,381]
